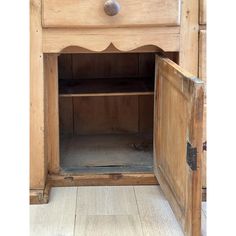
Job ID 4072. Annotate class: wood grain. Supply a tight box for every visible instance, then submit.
[30,0,46,189]
[199,0,206,25]
[30,182,51,205]
[179,0,199,75]
[72,53,139,79]
[134,186,184,235]
[48,173,158,186]
[43,27,180,53]
[76,186,138,215]
[138,95,154,133]
[75,215,143,236]
[44,55,60,174]
[199,30,206,83]
[202,105,207,188]
[59,97,74,135]
[30,187,77,235]
[59,78,154,96]
[60,134,153,173]
[58,54,73,79]
[58,53,155,135]
[42,0,180,28]
[154,55,204,236]
[73,96,139,135]
[199,30,207,189]
[199,30,207,101]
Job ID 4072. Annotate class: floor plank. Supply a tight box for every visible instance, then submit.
[76,186,139,215]
[201,212,207,236]
[134,185,184,236]
[202,202,207,217]
[75,215,143,236]
[30,186,207,236]
[30,187,77,236]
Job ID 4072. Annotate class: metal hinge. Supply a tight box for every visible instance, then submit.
[186,142,197,171]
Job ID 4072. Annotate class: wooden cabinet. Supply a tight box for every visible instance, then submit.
[31,0,205,235]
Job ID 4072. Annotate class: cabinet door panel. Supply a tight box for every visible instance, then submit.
[154,55,204,235]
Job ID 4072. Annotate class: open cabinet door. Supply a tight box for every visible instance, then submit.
[154,55,204,236]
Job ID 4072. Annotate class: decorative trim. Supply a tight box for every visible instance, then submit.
[43,27,180,53]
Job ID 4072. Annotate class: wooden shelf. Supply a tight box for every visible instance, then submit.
[59,77,154,97]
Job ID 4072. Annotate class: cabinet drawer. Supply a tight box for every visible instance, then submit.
[42,0,181,28]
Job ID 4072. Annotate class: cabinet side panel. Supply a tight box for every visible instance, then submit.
[199,30,207,189]
[179,0,199,75]
[30,0,46,189]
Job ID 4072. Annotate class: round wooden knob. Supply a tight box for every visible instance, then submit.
[104,0,121,16]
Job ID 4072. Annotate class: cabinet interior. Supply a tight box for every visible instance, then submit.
[58,52,178,174]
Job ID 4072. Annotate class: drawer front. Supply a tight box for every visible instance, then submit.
[42,0,181,28]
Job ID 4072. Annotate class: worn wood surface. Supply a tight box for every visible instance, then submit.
[202,105,207,189]
[199,30,207,189]
[30,0,47,189]
[199,0,206,25]
[154,55,204,236]
[43,27,180,53]
[48,173,158,186]
[199,30,206,101]
[73,96,139,135]
[42,0,180,28]
[60,134,153,173]
[199,30,206,84]
[179,0,199,75]
[30,183,51,204]
[44,55,60,174]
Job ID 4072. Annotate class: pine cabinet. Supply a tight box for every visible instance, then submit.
[30,1,206,235]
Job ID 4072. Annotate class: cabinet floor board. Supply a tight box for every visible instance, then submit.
[60,134,153,174]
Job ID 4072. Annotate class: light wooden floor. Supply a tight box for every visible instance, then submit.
[30,186,207,236]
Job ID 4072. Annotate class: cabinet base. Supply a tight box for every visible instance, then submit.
[30,174,207,204]
[48,173,158,187]
[30,183,51,204]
